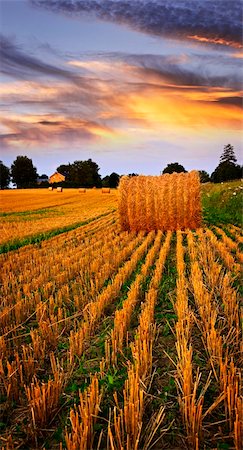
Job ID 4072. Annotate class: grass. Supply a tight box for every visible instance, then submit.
[201,180,243,226]
[0,211,114,254]
[0,207,60,218]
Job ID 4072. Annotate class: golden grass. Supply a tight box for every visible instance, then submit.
[0,189,118,246]
[65,374,102,450]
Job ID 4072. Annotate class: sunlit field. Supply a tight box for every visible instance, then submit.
[0,183,242,450]
[0,189,118,249]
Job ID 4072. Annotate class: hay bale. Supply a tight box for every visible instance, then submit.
[48,187,53,191]
[102,188,110,193]
[57,187,63,192]
[118,171,201,231]
[79,188,86,193]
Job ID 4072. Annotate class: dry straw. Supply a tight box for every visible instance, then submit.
[118,171,201,231]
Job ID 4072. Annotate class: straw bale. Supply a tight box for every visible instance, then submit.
[118,171,201,231]
[48,187,53,191]
[102,188,110,193]
[79,188,86,193]
[56,187,63,192]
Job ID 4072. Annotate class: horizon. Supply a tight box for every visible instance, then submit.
[1,0,242,177]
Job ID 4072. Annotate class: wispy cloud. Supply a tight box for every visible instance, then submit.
[31,0,243,49]
[1,33,242,150]
[0,114,114,148]
[0,34,84,83]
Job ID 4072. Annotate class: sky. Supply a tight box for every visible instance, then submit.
[0,0,242,177]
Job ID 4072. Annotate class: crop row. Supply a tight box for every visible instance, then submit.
[0,224,242,449]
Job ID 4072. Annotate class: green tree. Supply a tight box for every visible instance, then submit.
[199,170,210,183]
[11,156,37,188]
[211,162,242,183]
[57,159,101,187]
[220,144,237,164]
[109,172,120,188]
[102,175,110,187]
[56,164,72,181]
[0,161,11,189]
[162,162,187,174]
[211,145,242,182]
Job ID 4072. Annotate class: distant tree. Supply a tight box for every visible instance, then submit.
[56,164,72,181]
[57,159,101,187]
[211,162,242,183]
[220,144,237,164]
[11,156,37,188]
[39,174,48,179]
[128,173,139,177]
[0,161,11,189]
[71,159,101,187]
[162,163,187,174]
[199,170,210,183]
[211,145,242,183]
[102,175,110,187]
[109,172,120,188]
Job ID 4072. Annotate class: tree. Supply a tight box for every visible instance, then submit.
[11,156,37,188]
[0,161,11,189]
[57,159,101,187]
[199,170,210,183]
[220,144,237,164]
[56,164,72,181]
[102,175,110,187]
[211,145,242,183]
[102,172,120,188]
[162,163,187,174]
[211,162,242,183]
[109,172,120,188]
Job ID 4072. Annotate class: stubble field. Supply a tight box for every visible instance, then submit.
[0,183,242,450]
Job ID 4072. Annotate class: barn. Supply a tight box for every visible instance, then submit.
[49,172,66,184]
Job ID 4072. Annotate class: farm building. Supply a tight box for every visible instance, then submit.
[49,172,65,184]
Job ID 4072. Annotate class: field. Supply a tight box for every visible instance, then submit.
[0,182,242,450]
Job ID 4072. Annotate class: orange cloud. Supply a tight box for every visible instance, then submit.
[187,35,243,49]
[127,89,242,133]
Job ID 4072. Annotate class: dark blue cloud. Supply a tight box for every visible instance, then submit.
[31,0,243,48]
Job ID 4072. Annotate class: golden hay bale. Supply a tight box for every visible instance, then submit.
[48,187,53,191]
[79,188,86,193]
[102,188,110,193]
[118,171,201,231]
[56,187,63,192]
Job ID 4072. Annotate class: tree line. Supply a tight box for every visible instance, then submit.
[0,144,242,189]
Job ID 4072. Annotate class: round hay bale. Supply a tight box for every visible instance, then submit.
[102,188,110,193]
[79,188,86,193]
[48,186,53,191]
[118,171,201,231]
[57,187,63,192]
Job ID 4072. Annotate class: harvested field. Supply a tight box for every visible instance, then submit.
[0,183,242,450]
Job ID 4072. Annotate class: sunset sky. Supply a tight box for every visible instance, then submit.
[0,0,242,176]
